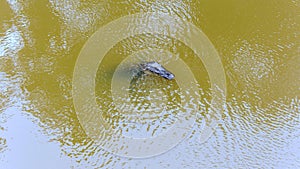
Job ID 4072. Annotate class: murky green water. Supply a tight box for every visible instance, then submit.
[0,0,299,168]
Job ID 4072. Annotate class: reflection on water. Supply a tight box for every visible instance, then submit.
[0,0,299,168]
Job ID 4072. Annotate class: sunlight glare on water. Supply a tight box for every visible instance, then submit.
[0,0,299,168]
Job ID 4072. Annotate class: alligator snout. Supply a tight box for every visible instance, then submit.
[140,61,175,80]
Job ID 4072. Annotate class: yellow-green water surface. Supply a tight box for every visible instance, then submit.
[0,0,299,168]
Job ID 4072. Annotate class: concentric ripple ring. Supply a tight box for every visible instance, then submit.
[72,12,226,158]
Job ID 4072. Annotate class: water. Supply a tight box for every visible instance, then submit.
[0,0,299,168]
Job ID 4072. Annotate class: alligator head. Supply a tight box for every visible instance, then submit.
[140,61,175,80]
